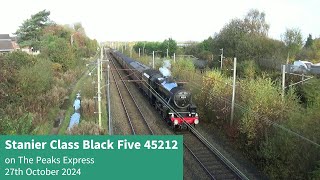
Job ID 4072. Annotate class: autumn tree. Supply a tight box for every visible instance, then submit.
[243,9,270,36]
[15,10,52,48]
[281,28,303,60]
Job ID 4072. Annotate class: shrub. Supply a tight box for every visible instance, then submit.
[4,51,37,68]
[52,62,63,72]
[81,98,96,119]
[0,113,33,135]
[172,58,195,80]
[238,60,259,79]
[67,121,106,135]
[195,70,233,124]
[298,79,320,108]
[40,35,76,70]
[239,78,285,142]
[18,59,53,95]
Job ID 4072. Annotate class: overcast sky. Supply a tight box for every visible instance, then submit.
[1,0,319,42]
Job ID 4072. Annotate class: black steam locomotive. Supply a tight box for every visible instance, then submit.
[110,50,199,128]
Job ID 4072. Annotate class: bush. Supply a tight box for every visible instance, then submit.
[311,161,320,179]
[52,62,63,72]
[298,79,320,107]
[172,58,195,80]
[4,51,37,68]
[81,98,96,119]
[18,59,53,95]
[195,70,233,124]
[239,78,285,142]
[40,35,76,70]
[67,121,106,135]
[0,113,33,135]
[238,60,259,79]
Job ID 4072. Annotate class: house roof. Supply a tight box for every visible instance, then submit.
[0,34,11,40]
[0,40,14,52]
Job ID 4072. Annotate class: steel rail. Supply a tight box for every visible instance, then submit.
[109,58,136,135]
[109,53,154,135]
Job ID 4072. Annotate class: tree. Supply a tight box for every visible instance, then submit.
[15,10,52,48]
[73,22,86,35]
[305,34,313,48]
[40,34,75,70]
[214,18,247,59]
[281,28,303,60]
[213,9,270,60]
[297,38,320,62]
[243,9,270,36]
[160,38,177,57]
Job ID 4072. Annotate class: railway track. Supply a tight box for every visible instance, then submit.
[181,131,245,180]
[107,52,153,135]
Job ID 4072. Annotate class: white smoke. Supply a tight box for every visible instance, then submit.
[159,60,171,77]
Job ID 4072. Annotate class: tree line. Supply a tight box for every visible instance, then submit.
[133,38,177,57]
[183,9,320,71]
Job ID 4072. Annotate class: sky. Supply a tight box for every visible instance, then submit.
[1,0,320,42]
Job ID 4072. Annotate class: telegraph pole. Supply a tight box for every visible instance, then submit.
[139,48,141,57]
[173,53,176,63]
[143,42,145,56]
[230,57,237,125]
[97,57,102,127]
[282,65,286,99]
[107,63,112,134]
[152,51,155,69]
[100,47,103,83]
[220,48,224,69]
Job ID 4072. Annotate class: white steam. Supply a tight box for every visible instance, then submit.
[159,60,171,77]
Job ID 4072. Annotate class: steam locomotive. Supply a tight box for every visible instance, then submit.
[110,50,199,128]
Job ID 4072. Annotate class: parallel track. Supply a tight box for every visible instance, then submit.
[108,52,153,135]
[181,131,244,180]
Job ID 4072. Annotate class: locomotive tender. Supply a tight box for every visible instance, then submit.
[110,50,199,128]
